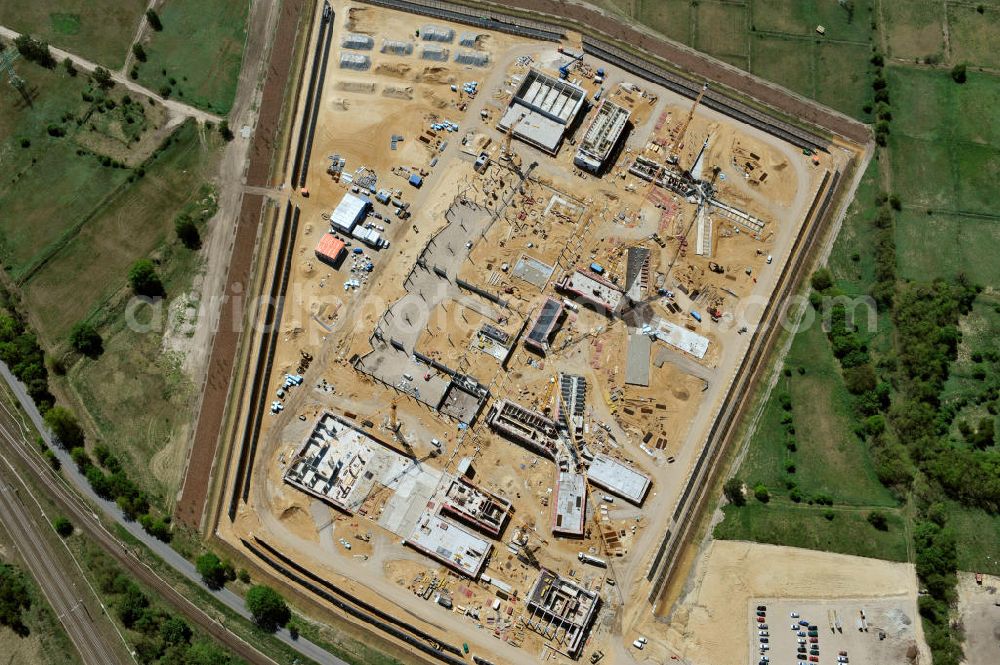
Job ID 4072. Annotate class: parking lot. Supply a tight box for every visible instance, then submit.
[749,598,924,665]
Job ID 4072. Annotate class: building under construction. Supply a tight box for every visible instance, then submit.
[498,69,586,155]
[524,568,601,658]
[573,99,630,173]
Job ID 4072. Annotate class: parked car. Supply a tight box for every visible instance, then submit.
[759,638,768,644]
[790,612,800,618]
[809,637,819,644]
[809,657,819,663]
[757,605,767,611]
[756,617,766,623]
[758,630,769,637]
[632,640,644,650]
[797,631,806,637]
[791,624,800,631]
[798,638,806,645]
[799,620,810,626]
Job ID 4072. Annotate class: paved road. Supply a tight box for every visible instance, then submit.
[0,462,128,665]
[0,362,347,665]
[0,24,221,124]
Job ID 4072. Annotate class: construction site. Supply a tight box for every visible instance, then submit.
[209,2,867,664]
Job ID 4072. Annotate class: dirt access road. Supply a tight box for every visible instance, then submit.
[0,24,220,124]
[176,0,303,527]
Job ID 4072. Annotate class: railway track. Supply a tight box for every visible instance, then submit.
[0,392,281,665]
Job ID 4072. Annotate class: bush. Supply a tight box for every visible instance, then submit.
[784,459,796,474]
[44,407,85,449]
[811,268,834,292]
[218,120,234,142]
[866,511,889,531]
[14,34,56,68]
[753,484,770,503]
[92,66,114,91]
[146,9,163,31]
[53,516,73,537]
[237,569,251,584]
[196,553,228,590]
[175,215,201,249]
[132,43,147,62]
[128,259,164,297]
[245,585,290,632]
[823,510,835,521]
[723,477,745,506]
[950,64,967,84]
[62,58,76,76]
[69,321,103,357]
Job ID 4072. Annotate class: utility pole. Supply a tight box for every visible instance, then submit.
[0,49,31,107]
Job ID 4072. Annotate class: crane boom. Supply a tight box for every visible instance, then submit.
[668,83,708,165]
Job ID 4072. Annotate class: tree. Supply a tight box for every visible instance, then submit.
[810,268,834,292]
[92,66,114,91]
[53,516,74,537]
[69,321,103,357]
[128,259,164,297]
[950,64,967,84]
[196,553,228,590]
[44,406,85,449]
[63,57,77,77]
[753,483,770,503]
[14,34,55,68]
[218,120,234,142]
[175,215,201,249]
[0,564,32,636]
[146,9,163,31]
[160,616,192,646]
[723,477,745,506]
[245,585,290,632]
[866,511,889,531]
[132,43,147,62]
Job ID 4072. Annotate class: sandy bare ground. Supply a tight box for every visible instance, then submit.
[956,572,1000,665]
[635,540,925,665]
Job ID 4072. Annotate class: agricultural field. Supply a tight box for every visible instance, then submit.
[133,0,248,114]
[0,0,146,67]
[585,0,875,119]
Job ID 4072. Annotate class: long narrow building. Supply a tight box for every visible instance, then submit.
[573,99,630,173]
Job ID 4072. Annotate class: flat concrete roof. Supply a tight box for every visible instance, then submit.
[406,510,492,578]
[625,333,651,387]
[588,453,651,505]
[498,69,586,154]
[552,472,586,537]
[648,317,710,359]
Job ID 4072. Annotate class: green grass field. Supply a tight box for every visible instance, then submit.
[636,0,693,44]
[22,121,218,343]
[738,320,896,508]
[947,4,1000,70]
[0,0,146,68]
[694,1,749,67]
[895,211,1000,286]
[886,66,1000,285]
[0,65,135,278]
[750,0,871,42]
[881,0,944,61]
[583,0,876,120]
[134,0,248,114]
[946,503,1000,574]
[714,502,910,562]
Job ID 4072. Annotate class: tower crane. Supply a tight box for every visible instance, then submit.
[640,83,708,203]
[502,113,526,162]
[667,83,709,166]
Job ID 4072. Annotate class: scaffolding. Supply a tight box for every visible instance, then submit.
[421,24,455,42]
[380,39,414,55]
[339,52,371,70]
[455,50,489,67]
[341,33,374,50]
